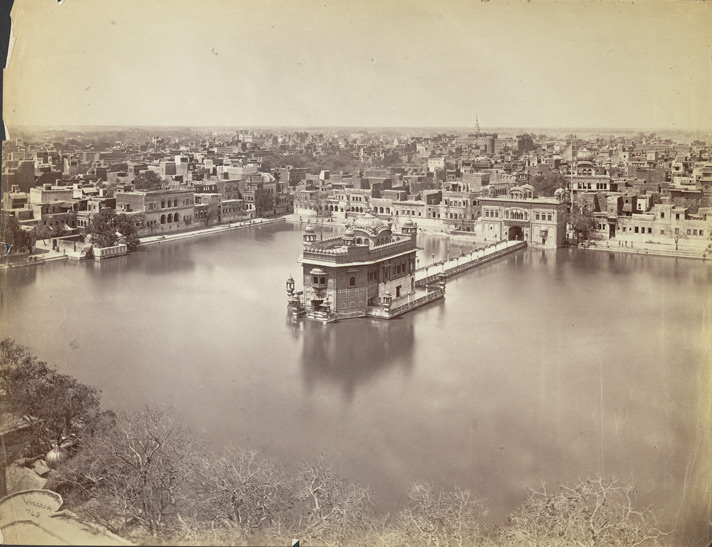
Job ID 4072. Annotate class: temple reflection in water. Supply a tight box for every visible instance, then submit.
[296,317,416,403]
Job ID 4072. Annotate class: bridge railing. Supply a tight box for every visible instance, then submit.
[415,240,525,286]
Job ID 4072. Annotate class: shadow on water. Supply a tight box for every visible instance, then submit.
[295,317,416,404]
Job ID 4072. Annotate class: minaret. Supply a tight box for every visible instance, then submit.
[475,114,481,136]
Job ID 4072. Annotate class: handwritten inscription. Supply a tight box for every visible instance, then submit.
[22,496,55,519]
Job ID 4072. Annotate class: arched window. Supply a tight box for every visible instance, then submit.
[167,213,173,223]
[174,213,180,222]
[312,276,319,284]
[160,214,166,224]
[161,200,166,208]
[349,277,356,287]
[319,277,326,284]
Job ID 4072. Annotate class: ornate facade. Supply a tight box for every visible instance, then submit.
[478,186,569,248]
[292,214,420,320]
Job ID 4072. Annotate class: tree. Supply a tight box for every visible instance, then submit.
[90,209,139,251]
[532,172,567,197]
[395,483,488,547]
[0,338,102,455]
[293,456,374,546]
[90,209,119,248]
[33,224,53,244]
[192,447,293,542]
[62,406,203,541]
[569,203,598,245]
[133,171,165,191]
[31,223,68,246]
[51,224,68,239]
[500,476,668,546]
[115,213,140,251]
[254,188,275,217]
[1,212,33,254]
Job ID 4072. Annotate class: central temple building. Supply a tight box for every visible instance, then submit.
[291,213,426,320]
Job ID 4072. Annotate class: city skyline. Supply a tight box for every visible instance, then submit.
[4,0,712,131]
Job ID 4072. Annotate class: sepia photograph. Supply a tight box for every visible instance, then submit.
[1,0,711,545]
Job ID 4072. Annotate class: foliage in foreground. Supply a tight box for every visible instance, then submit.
[1,339,669,546]
[57,407,667,546]
[0,338,104,454]
[499,477,668,547]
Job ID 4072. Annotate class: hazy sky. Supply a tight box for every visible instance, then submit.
[4,0,712,130]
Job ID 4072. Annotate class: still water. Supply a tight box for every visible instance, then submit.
[2,222,711,543]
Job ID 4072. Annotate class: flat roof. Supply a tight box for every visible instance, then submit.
[300,247,416,268]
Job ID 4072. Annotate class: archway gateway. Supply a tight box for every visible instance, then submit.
[508,226,524,241]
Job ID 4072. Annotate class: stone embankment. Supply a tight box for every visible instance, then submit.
[0,217,287,270]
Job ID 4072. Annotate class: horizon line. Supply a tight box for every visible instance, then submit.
[7,124,712,133]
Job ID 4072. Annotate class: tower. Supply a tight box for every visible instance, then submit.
[303,220,317,248]
[475,114,481,136]
[401,217,418,239]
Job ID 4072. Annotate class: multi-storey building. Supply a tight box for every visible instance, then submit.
[478,185,569,248]
[297,214,419,320]
[115,189,195,236]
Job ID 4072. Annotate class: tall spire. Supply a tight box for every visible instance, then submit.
[475,114,481,135]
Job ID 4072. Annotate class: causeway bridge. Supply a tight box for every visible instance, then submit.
[415,239,526,287]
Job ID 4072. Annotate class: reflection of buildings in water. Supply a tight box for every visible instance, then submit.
[286,312,302,341]
[539,249,549,266]
[298,319,416,403]
[91,244,197,276]
[90,254,131,272]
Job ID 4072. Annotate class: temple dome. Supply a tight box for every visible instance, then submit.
[353,213,389,234]
[304,221,315,234]
[577,148,595,161]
